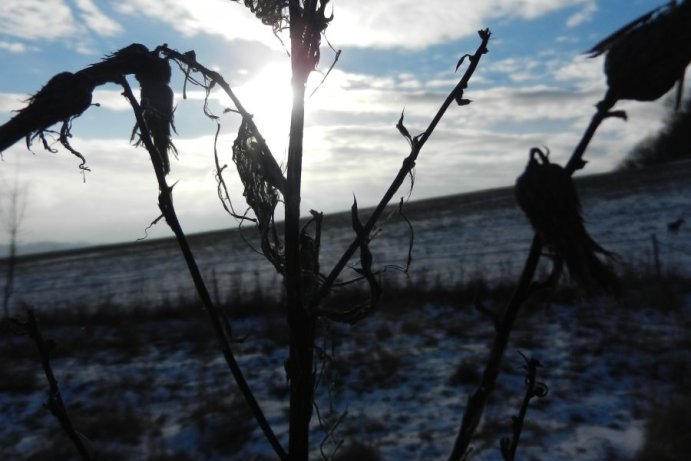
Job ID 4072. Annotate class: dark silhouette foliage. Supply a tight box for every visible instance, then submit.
[515,148,619,295]
[619,97,691,169]
[0,44,176,174]
[587,0,691,110]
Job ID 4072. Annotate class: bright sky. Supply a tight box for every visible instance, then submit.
[0,0,679,248]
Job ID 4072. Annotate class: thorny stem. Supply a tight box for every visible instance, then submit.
[312,29,492,314]
[24,309,94,461]
[447,101,617,461]
[119,78,288,461]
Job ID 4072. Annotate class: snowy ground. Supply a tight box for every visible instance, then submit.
[1,281,690,460]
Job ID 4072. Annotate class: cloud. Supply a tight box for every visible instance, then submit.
[327,0,597,49]
[114,0,283,49]
[0,0,600,59]
[0,0,77,41]
[0,132,225,243]
[0,0,126,57]
[75,0,123,36]
[552,53,606,92]
[566,1,597,27]
[108,0,599,50]
[0,40,28,53]
[483,57,546,83]
[90,89,131,111]
[0,0,123,43]
[0,93,30,112]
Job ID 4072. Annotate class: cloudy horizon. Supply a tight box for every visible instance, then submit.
[0,0,680,249]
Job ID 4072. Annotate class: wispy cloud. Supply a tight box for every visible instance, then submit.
[0,40,28,53]
[114,0,283,49]
[0,0,77,41]
[67,0,602,50]
[75,0,123,36]
[0,0,634,55]
[566,1,597,27]
[327,0,597,49]
[0,0,123,56]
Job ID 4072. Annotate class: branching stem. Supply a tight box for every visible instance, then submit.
[312,29,492,313]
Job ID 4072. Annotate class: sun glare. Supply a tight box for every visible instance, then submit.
[235,61,293,156]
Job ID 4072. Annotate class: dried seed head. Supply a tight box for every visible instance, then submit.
[589,2,691,105]
[515,148,619,295]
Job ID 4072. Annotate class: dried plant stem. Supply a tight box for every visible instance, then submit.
[285,2,317,457]
[312,29,492,313]
[447,103,615,461]
[448,235,542,461]
[565,100,616,175]
[285,79,315,461]
[24,309,93,461]
[119,78,288,461]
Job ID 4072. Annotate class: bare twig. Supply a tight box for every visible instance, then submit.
[19,309,94,460]
[309,48,341,98]
[398,196,415,274]
[500,352,549,461]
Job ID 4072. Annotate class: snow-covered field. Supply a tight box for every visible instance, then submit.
[1,289,689,460]
[3,160,691,310]
[1,160,690,460]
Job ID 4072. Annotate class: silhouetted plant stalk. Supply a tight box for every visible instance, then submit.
[284,2,332,459]
[118,77,289,461]
[13,310,94,461]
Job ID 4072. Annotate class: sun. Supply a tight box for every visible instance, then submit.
[235,60,293,155]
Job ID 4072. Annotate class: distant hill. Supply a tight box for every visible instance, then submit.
[0,240,93,258]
